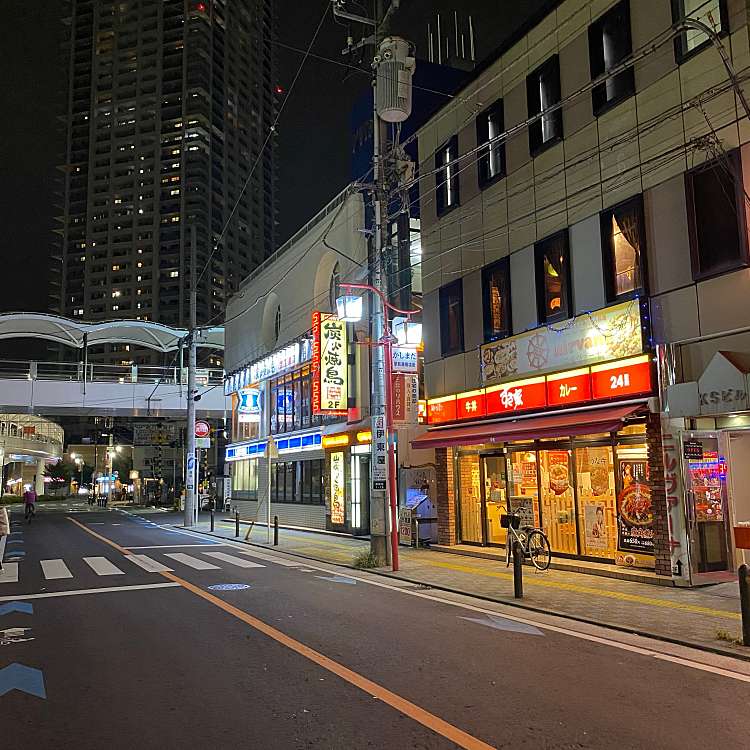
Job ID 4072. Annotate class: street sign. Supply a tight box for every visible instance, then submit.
[195,437,211,449]
[186,455,196,491]
[371,414,387,491]
[194,420,210,438]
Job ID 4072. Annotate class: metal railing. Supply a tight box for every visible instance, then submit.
[0,360,224,386]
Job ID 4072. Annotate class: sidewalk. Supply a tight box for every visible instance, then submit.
[171,514,747,658]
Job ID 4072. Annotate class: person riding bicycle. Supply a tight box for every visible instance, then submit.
[23,487,37,522]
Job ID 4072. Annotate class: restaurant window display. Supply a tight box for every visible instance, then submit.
[458,452,482,544]
[538,446,578,555]
[574,443,617,559]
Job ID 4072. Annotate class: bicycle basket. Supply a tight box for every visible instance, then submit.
[500,514,520,529]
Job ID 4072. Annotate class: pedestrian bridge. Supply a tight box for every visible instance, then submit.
[0,314,228,417]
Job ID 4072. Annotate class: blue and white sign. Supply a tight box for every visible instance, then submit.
[276,391,294,414]
[392,347,418,373]
[238,387,260,415]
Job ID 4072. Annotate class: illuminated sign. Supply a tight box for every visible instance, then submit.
[275,432,322,453]
[322,434,350,449]
[250,342,299,383]
[237,387,260,415]
[480,300,644,386]
[456,389,487,420]
[392,347,419,373]
[426,395,457,424]
[591,355,652,400]
[225,441,268,461]
[485,377,546,416]
[312,312,348,415]
[356,430,372,443]
[330,451,345,525]
[546,368,592,407]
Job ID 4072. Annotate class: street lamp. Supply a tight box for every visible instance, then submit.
[336,282,419,572]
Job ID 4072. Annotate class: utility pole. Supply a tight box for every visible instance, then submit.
[184,225,198,527]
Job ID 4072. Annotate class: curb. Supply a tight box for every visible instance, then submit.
[169,524,750,663]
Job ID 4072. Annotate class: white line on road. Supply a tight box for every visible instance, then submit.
[202,551,265,569]
[0,583,181,602]
[233,549,302,567]
[164,553,220,570]
[40,559,73,580]
[83,557,125,576]
[125,544,225,549]
[125,555,174,573]
[0,564,19,584]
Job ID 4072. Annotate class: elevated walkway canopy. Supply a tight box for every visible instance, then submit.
[0,313,224,352]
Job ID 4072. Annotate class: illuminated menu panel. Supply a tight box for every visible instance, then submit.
[456,390,487,420]
[546,368,592,407]
[427,395,457,424]
[591,355,652,400]
[485,377,547,415]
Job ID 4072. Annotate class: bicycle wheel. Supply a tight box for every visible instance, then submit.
[527,530,551,570]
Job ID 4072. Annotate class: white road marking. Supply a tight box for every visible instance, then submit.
[125,544,225,549]
[233,549,301,567]
[125,555,174,573]
[83,557,125,576]
[202,551,265,569]
[0,564,19,584]
[40,559,73,580]
[0,583,181,602]
[164,553,220,570]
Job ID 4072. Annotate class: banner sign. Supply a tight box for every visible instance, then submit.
[616,458,654,566]
[480,300,643,386]
[237,387,260,415]
[312,312,348,415]
[393,374,419,424]
[330,450,345,525]
[392,347,418,373]
[371,415,387,490]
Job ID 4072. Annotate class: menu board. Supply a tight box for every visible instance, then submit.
[616,459,654,560]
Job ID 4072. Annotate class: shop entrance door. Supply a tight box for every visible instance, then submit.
[683,434,730,575]
[481,455,508,546]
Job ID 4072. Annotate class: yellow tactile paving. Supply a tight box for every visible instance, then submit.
[414,558,741,620]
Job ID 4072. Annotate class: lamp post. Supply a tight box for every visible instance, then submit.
[337,282,419,572]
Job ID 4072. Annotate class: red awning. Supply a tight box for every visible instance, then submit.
[411,404,645,450]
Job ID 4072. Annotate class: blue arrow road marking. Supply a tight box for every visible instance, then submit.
[0,602,33,617]
[315,575,357,585]
[0,664,46,699]
[459,614,544,636]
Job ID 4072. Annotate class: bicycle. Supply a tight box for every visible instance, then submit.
[24,503,35,524]
[501,508,551,571]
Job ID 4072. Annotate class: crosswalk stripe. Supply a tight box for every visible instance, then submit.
[202,551,265,569]
[125,555,174,573]
[83,557,125,576]
[0,563,19,584]
[233,548,301,567]
[40,559,73,580]
[164,553,220,570]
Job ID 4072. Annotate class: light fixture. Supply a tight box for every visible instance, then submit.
[392,316,422,346]
[335,295,363,323]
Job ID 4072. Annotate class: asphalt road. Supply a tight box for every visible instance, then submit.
[1,502,749,749]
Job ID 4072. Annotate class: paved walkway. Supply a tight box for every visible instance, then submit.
[161,513,747,657]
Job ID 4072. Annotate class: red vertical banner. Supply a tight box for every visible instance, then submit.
[311,310,321,415]
[392,373,406,424]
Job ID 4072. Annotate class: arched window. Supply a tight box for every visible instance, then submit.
[274,304,282,343]
[328,262,340,313]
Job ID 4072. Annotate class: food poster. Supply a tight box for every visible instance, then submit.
[576,446,616,558]
[615,458,654,566]
[540,450,577,554]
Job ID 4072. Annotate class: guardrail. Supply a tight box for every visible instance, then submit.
[0,360,224,386]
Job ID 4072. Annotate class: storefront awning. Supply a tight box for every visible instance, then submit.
[411,404,645,450]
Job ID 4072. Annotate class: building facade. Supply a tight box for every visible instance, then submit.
[414,0,750,584]
[223,188,431,535]
[56,0,276,363]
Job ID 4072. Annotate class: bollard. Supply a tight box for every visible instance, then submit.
[740,564,750,647]
[210,501,214,533]
[235,509,240,538]
[273,515,279,546]
[512,541,524,599]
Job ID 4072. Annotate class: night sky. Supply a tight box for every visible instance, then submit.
[0,1,547,318]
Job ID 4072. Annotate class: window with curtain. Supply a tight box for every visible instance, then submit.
[535,230,571,323]
[439,279,464,356]
[600,196,645,301]
[526,55,562,155]
[481,258,512,341]
[435,135,460,215]
[672,0,726,61]
[685,150,749,279]
[588,1,634,116]
[476,99,505,187]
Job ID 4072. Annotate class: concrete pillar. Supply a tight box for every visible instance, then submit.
[35,458,46,497]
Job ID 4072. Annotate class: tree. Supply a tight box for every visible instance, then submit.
[45,461,73,485]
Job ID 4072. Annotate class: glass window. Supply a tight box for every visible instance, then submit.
[575,446,617,559]
[476,100,505,187]
[526,55,562,155]
[310,459,324,505]
[507,450,541,530]
[538,448,578,555]
[435,135,459,215]
[458,453,482,544]
[686,151,748,280]
[672,0,726,60]
[439,279,464,356]
[535,230,571,323]
[481,258,511,342]
[588,1,634,116]
[292,374,302,431]
[600,196,645,301]
[285,461,297,503]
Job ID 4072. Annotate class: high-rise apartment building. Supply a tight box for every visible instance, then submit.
[54,0,276,363]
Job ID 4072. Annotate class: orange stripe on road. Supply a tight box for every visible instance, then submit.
[67,517,495,750]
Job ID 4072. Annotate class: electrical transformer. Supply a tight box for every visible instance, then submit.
[375,37,416,123]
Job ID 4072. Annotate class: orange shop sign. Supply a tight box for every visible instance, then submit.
[591,355,652,400]
[485,377,546,415]
[546,368,592,407]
